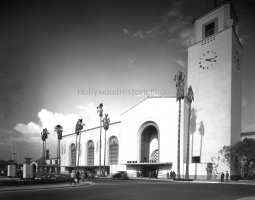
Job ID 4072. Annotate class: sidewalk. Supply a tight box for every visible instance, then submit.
[0,181,93,192]
[131,177,255,185]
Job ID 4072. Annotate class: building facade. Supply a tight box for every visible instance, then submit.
[60,2,242,180]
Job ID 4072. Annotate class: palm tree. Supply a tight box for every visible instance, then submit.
[102,114,110,176]
[97,103,103,176]
[54,125,63,174]
[185,86,194,180]
[75,119,84,173]
[174,71,185,179]
[41,128,49,173]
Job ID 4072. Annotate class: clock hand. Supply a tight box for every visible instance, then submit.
[205,58,212,62]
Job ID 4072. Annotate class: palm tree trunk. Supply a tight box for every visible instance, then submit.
[75,134,78,173]
[177,99,181,179]
[103,129,106,176]
[99,117,102,176]
[42,141,45,173]
[185,103,191,180]
[57,139,59,174]
[77,130,81,172]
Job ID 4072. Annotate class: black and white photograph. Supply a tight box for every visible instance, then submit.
[0,0,255,199]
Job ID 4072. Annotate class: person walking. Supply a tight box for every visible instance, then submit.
[76,171,80,184]
[221,172,225,182]
[81,171,85,182]
[70,170,76,185]
[226,171,229,182]
[170,171,173,179]
[173,171,176,180]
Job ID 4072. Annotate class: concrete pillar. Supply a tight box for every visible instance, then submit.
[7,165,16,177]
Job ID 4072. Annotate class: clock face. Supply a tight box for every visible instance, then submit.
[234,50,241,70]
[199,50,218,69]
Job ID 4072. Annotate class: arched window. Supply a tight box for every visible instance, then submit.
[109,137,119,165]
[87,140,94,166]
[70,144,76,166]
[150,149,158,163]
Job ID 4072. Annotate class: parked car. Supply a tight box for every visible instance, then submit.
[111,171,129,180]
[87,172,95,178]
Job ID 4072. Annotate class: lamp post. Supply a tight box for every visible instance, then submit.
[75,119,84,173]
[97,103,103,176]
[54,125,63,174]
[41,128,49,173]
[185,85,194,180]
[174,71,185,179]
[102,114,110,176]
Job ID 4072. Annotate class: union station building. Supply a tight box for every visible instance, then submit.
[60,2,243,180]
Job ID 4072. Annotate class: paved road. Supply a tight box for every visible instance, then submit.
[0,178,255,200]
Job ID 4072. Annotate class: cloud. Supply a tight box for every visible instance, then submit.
[128,57,136,68]
[10,108,83,160]
[76,102,100,128]
[38,109,79,135]
[13,109,81,139]
[175,59,186,69]
[14,122,41,135]
[122,29,129,34]
[129,1,194,48]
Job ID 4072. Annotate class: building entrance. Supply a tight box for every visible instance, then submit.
[139,122,159,163]
[140,166,158,178]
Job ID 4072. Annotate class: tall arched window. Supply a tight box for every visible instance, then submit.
[70,144,76,166]
[109,136,119,165]
[87,140,94,166]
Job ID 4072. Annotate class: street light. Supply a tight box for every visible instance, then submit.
[97,103,103,176]
[41,128,49,173]
[75,119,84,173]
[102,114,110,176]
[54,125,63,175]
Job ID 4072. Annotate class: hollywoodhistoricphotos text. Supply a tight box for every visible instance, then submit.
[78,88,174,96]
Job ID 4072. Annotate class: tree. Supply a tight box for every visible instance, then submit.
[174,71,185,179]
[205,156,220,179]
[74,119,84,173]
[185,85,194,180]
[219,138,255,180]
[41,128,49,173]
[54,125,63,174]
[103,114,110,176]
[97,103,103,176]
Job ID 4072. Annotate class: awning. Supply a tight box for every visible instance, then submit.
[62,165,110,168]
[122,162,172,167]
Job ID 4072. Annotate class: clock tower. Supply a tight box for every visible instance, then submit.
[187,1,242,177]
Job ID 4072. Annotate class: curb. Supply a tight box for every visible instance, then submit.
[0,181,93,192]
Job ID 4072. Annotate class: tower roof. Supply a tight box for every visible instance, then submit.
[192,1,238,24]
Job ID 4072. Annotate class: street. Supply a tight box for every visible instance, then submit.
[0,178,255,200]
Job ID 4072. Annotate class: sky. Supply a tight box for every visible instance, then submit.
[0,0,255,162]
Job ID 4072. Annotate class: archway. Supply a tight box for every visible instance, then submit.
[138,121,160,163]
[137,121,160,177]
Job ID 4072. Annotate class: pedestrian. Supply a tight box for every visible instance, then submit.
[149,171,151,179]
[226,171,229,182]
[173,171,176,180]
[170,171,173,179]
[76,171,80,184]
[81,171,85,182]
[221,172,225,182]
[70,170,76,185]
